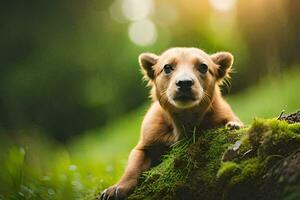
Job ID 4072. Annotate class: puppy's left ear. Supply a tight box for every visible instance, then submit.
[139,53,159,80]
[211,52,233,79]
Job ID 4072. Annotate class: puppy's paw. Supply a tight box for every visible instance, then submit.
[96,185,126,200]
[226,121,243,130]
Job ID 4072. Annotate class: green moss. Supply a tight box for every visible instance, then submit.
[248,119,270,149]
[229,158,261,186]
[288,123,300,134]
[283,185,300,200]
[259,121,300,158]
[129,119,300,200]
[217,162,240,180]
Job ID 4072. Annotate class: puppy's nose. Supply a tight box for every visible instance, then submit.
[176,77,194,90]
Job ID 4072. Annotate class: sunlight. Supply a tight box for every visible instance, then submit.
[109,0,127,23]
[128,19,157,46]
[209,0,236,11]
[122,0,154,21]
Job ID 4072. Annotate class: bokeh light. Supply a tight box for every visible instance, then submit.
[122,0,154,21]
[109,0,127,23]
[128,19,157,46]
[209,0,236,11]
[155,2,178,26]
[110,0,157,46]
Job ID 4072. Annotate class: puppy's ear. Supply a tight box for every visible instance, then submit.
[211,52,233,79]
[139,53,159,80]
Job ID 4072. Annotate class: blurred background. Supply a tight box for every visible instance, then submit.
[0,0,299,199]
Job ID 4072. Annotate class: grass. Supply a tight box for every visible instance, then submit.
[0,67,299,199]
[228,67,300,123]
[0,108,147,200]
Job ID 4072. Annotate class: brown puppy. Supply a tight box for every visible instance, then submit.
[98,47,243,200]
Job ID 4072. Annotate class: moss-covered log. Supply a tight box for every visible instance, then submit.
[128,112,300,200]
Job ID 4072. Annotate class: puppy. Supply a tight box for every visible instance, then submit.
[98,47,243,200]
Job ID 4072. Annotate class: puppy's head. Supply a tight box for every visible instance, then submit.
[139,47,233,110]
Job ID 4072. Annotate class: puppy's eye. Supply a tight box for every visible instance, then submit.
[198,64,208,74]
[163,64,173,74]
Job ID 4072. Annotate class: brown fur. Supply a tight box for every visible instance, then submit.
[98,47,243,200]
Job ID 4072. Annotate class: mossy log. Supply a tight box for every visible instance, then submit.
[128,111,300,200]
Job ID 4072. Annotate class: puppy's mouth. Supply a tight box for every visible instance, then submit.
[173,91,196,102]
[166,87,201,109]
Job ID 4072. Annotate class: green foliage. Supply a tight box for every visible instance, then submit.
[0,106,147,200]
[0,147,25,193]
[228,67,300,124]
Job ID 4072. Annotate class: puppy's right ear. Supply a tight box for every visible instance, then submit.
[139,53,159,80]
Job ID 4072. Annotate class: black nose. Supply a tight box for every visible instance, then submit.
[176,78,194,90]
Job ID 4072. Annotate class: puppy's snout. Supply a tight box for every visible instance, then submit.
[176,76,194,91]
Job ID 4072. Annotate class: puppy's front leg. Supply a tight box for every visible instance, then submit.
[98,147,151,200]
